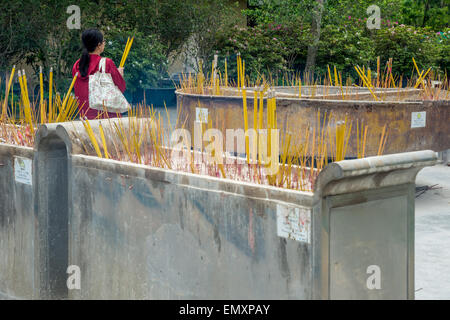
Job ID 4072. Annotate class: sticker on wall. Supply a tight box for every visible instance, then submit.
[277,204,311,244]
[14,156,33,186]
[411,111,426,128]
[196,107,209,123]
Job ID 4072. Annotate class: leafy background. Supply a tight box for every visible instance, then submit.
[0,0,448,94]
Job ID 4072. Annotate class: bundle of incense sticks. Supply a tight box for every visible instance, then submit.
[72,102,397,192]
[0,65,81,148]
[120,36,134,68]
[17,70,34,134]
[237,53,245,90]
[56,72,78,122]
[354,65,379,101]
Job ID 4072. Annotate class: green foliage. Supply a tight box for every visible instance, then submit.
[244,0,315,26]
[435,29,450,72]
[0,0,448,90]
[372,25,442,75]
[103,29,168,93]
[181,0,242,72]
[213,22,310,81]
[0,0,208,91]
[315,23,374,78]
[226,1,448,80]
[317,21,446,78]
[400,0,449,30]
[215,24,285,78]
[323,0,403,26]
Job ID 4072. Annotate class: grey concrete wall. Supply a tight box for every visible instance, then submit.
[0,120,440,300]
[64,148,436,299]
[68,154,315,299]
[0,144,35,299]
[312,150,437,299]
[33,126,69,299]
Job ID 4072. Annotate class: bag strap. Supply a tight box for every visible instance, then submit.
[98,57,106,73]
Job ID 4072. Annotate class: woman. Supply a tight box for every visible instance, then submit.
[72,29,126,119]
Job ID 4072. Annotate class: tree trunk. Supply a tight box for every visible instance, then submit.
[422,0,430,27]
[305,0,325,78]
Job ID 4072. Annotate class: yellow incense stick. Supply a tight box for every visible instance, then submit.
[338,72,344,99]
[39,66,46,124]
[267,90,273,161]
[237,54,241,89]
[2,65,15,120]
[242,60,245,88]
[259,88,264,128]
[82,117,102,158]
[298,77,302,98]
[99,122,109,159]
[355,66,378,101]
[120,37,134,68]
[327,65,333,86]
[124,37,134,65]
[414,67,431,89]
[57,72,78,122]
[18,71,34,134]
[22,70,30,107]
[253,89,258,131]
[49,67,53,122]
[120,37,130,67]
[272,92,277,130]
[334,66,338,88]
[377,57,380,87]
[18,71,24,102]
[242,86,249,163]
[224,58,228,87]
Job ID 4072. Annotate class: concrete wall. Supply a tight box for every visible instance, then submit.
[176,90,450,157]
[67,155,314,299]
[0,120,440,299]
[33,127,69,299]
[0,144,35,299]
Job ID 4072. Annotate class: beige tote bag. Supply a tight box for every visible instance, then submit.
[89,57,130,113]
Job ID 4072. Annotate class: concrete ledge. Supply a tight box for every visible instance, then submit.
[315,150,438,197]
[437,149,450,164]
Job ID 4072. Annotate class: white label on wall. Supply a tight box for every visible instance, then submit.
[196,107,208,123]
[277,204,311,244]
[14,156,33,186]
[411,111,426,128]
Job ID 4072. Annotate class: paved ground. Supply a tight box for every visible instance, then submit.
[415,163,450,300]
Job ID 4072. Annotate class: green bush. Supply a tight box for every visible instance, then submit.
[435,29,450,73]
[372,25,442,76]
[315,17,447,80]
[213,22,310,82]
[315,22,375,79]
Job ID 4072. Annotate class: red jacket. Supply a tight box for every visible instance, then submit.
[72,54,126,120]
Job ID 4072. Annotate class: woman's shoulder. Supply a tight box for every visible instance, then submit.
[104,57,118,67]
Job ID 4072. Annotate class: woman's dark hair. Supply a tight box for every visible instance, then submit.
[79,29,104,77]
